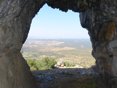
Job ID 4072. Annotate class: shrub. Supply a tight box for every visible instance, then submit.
[26,57,57,71]
[64,61,75,67]
[26,59,38,70]
[35,57,57,70]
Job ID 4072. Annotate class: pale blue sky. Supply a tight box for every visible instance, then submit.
[28,4,89,39]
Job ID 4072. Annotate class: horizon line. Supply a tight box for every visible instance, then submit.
[26,38,90,40]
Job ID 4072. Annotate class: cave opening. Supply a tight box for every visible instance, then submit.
[0,0,116,88]
[21,4,95,72]
[20,4,96,88]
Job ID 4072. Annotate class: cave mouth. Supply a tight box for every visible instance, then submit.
[0,0,116,88]
[21,4,95,72]
[21,5,96,87]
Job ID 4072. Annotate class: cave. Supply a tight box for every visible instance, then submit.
[0,0,117,88]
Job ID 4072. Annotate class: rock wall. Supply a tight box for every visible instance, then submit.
[0,0,117,88]
[79,1,117,88]
[0,0,45,88]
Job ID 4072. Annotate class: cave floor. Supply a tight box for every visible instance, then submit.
[32,68,105,88]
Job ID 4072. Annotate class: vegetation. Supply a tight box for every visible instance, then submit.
[22,39,95,68]
[24,39,96,88]
[26,57,57,71]
[64,61,75,67]
[26,59,38,70]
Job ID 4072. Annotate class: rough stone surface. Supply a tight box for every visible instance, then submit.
[0,0,117,88]
[0,0,45,88]
[79,1,117,88]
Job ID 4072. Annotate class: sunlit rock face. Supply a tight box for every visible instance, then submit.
[0,0,117,88]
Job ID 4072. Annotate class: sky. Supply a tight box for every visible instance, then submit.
[28,4,90,39]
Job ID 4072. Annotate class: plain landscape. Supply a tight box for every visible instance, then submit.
[22,39,95,69]
[21,39,98,88]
